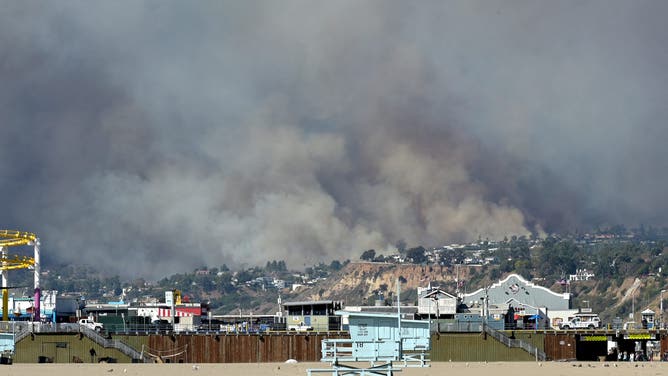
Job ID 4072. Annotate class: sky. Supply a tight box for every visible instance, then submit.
[1,1,667,279]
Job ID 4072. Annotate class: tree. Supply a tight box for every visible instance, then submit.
[265,260,286,272]
[360,249,376,261]
[514,259,531,278]
[536,240,578,280]
[406,246,427,264]
[277,261,287,271]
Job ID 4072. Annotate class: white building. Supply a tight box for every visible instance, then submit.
[569,269,595,281]
[416,286,457,318]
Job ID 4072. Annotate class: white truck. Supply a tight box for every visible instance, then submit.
[559,313,601,330]
[288,324,313,332]
[78,318,104,332]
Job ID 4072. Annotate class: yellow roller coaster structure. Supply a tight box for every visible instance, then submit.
[0,230,38,247]
[0,230,36,270]
[0,230,39,321]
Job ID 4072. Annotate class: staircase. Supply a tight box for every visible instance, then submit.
[79,328,145,361]
[7,322,146,362]
[483,324,547,361]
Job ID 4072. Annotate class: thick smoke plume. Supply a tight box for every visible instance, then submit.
[1,1,667,279]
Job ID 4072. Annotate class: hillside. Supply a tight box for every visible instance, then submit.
[288,261,667,325]
[288,261,497,308]
[243,262,461,314]
[294,262,462,304]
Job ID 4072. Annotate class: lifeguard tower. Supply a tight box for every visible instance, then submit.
[641,309,655,329]
[308,310,430,376]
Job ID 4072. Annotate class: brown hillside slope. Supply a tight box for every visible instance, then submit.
[295,262,474,305]
[287,263,664,324]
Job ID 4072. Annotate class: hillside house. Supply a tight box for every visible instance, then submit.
[416,286,457,319]
[569,269,595,281]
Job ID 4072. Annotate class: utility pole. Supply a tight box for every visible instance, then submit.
[632,290,635,322]
[483,286,489,330]
[661,290,666,329]
[397,278,402,352]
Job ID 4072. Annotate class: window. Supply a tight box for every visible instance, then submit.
[313,304,327,315]
[287,306,302,316]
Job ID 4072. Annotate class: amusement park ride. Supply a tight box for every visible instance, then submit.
[0,230,41,322]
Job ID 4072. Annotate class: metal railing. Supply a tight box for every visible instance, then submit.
[0,322,31,342]
[79,327,144,360]
[2,322,145,362]
[438,322,483,332]
[483,324,547,361]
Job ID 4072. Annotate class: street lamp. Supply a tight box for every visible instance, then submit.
[431,294,440,333]
[480,296,487,331]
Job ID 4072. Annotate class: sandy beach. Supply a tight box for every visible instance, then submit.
[3,361,668,376]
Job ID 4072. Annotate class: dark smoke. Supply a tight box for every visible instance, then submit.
[2,1,667,279]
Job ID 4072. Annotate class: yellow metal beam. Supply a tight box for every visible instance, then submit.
[0,255,34,270]
[0,230,37,247]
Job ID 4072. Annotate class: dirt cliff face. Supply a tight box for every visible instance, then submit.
[297,262,471,305]
[266,262,646,321]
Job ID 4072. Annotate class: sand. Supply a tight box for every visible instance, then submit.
[2,361,668,376]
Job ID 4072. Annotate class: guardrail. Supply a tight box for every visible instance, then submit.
[483,324,547,361]
[79,327,144,361]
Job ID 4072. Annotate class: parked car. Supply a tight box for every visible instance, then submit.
[78,318,104,332]
[151,319,173,333]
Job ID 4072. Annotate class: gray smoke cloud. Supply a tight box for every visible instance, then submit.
[2,1,667,279]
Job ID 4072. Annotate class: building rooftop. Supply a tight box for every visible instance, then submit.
[282,300,341,307]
